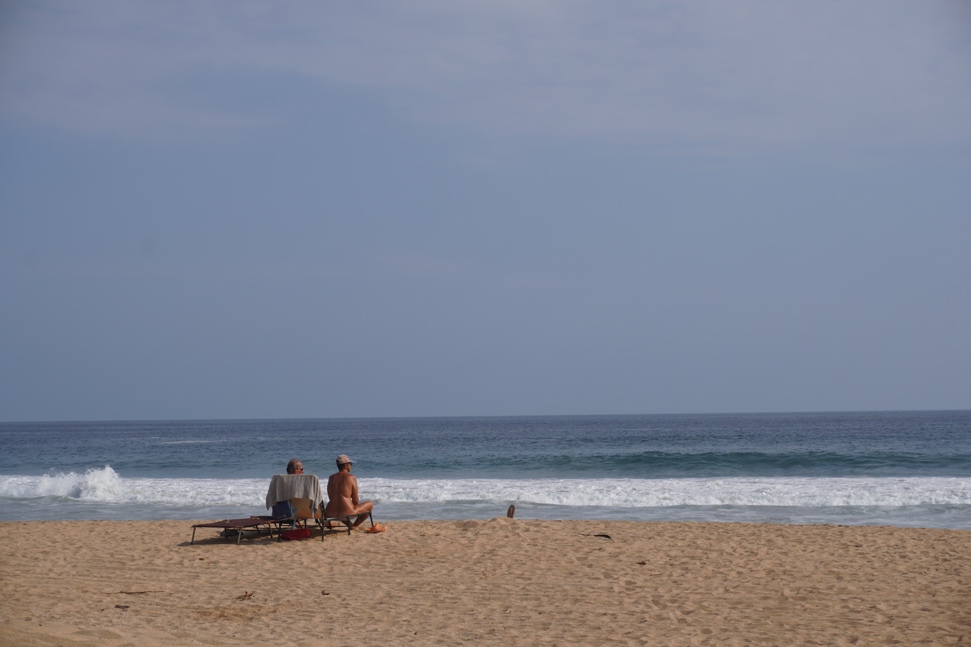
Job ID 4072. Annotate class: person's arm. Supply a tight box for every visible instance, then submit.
[350,475,360,506]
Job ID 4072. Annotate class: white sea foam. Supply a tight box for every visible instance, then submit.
[0,466,127,500]
[365,477,971,508]
[0,467,267,506]
[2,468,969,509]
[154,440,231,445]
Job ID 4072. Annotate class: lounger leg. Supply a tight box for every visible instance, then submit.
[191,528,197,545]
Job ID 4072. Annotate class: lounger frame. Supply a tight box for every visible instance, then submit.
[190,518,278,544]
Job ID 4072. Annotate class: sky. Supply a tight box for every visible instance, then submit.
[1,1,970,421]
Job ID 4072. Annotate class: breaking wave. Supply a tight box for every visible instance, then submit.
[2,467,970,509]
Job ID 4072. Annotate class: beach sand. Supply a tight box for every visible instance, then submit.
[1,519,969,646]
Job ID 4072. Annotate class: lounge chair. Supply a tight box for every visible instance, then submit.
[190,518,276,544]
[249,499,298,536]
[265,474,323,515]
[288,497,374,541]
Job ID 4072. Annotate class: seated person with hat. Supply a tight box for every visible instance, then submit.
[325,454,374,529]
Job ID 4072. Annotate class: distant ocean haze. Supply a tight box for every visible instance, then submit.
[1,411,970,528]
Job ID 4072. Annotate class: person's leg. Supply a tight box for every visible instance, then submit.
[351,500,374,528]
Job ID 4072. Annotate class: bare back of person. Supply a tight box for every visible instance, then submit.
[325,457,373,528]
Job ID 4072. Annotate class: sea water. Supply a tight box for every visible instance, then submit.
[1,411,970,528]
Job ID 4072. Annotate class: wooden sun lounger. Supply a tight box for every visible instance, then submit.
[190,518,276,545]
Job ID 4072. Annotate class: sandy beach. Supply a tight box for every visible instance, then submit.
[1,519,968,646]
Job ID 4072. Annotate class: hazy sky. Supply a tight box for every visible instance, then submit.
[2,1,970,421]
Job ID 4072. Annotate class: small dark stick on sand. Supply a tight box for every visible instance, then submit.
[507,504,516,518]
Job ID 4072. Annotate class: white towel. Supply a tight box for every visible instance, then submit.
[265,474,324,510]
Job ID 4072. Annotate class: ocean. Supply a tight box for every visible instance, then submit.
[2,411,970,529]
